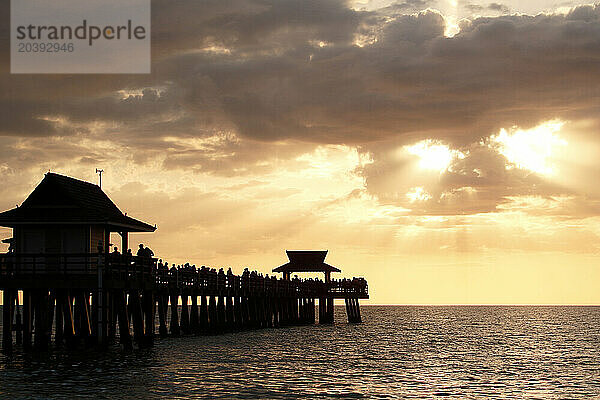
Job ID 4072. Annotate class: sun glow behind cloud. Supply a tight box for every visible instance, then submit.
[404,140,465,172]
[490,120,567,176]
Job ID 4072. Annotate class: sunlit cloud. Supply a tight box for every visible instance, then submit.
[404,140,465,172]
[443,15,460,37]
[406,186,432,202]
[489,120,567,176]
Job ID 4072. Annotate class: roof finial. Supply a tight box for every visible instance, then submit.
[95,168,104,188]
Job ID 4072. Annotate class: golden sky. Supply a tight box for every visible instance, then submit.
[1,0,600,304]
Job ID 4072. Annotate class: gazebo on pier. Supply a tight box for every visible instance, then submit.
[273,250,364,324]
[272,250,340,282]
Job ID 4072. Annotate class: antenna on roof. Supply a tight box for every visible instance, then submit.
[96,168,104,188]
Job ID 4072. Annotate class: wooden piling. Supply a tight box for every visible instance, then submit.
[169,293,180,336]
[62,292,76,346]
[241,296,249,328]
[143,291,155,346]
[157,293,168,337]
[15,291,22,345]
[265,297,273,328]
[130,290,145,345]
[345,298,351,323]
[190,294,199,334]
[34,290,49,350]
[200,295,208,333]
[208,295,217,333]
[115,291,132,350]
[217,295,225,332]
[234,296,243,330]
[226,296,234,329]
[2,290,14,352]
[180,292,190,334]
[108,291,117,341]
[75,291,92,343]
[54,291,64,345]
[22,289,32,349]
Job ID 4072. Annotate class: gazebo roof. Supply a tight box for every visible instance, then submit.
[272,250,341,273]
[0,173,155,232]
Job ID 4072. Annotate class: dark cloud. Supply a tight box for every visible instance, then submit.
[488,3,510,13]
[1,1,600,216]
[4,3,600,147]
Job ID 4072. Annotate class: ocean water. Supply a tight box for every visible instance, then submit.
[0,306,599,399]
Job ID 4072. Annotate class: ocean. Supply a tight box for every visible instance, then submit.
[0,306,599,399]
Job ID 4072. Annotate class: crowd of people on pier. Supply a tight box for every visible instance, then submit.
[107,243,368,296]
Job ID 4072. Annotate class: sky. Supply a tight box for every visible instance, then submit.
[1,0,600,304]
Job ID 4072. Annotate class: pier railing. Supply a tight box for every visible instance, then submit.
[0,253,155,281]
[0,252,368,298]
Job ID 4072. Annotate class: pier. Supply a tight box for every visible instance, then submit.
[0,173,368,352]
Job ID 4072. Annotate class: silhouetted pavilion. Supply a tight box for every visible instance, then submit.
[273,250,340,282]
[0,172,155,256]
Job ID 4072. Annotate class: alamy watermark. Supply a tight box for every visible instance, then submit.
[11,0,150,73]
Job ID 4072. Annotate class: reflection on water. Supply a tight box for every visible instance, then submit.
[1,306,600,399]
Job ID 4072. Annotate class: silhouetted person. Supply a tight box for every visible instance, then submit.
[109,246,120,266]
[145,246,154,258]
[227,267,233,288]
[217,268,225,289]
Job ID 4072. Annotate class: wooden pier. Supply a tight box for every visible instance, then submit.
[0,254,368,351]
[0,173,368,352]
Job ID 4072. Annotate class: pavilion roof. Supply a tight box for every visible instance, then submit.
[0,173,155,232]
[272,250,341,273]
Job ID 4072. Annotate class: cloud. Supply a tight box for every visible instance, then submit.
[488,2,510,13]
[3,4,600,146]
[2,1,600,219]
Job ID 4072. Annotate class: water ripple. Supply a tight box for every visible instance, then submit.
[1,306,600,399]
